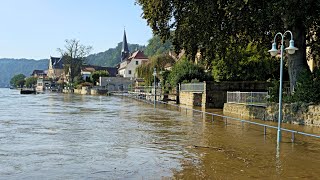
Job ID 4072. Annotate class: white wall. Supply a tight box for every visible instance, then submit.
[119,58,148,78]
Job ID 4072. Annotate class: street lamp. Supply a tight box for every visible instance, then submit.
[153,68,157,108]
[268,30,298,143]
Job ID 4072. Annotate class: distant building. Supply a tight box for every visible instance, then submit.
[121,29,130,62]
[81,65,118,80]
[47,56,65,81]
[118,29,149,78]
[118,50,149,78]
[31,70,47,78]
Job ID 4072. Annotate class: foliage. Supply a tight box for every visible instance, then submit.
[144,35,172,57]
[136,0,320,91]
[10,74,26,88]
[90,70,109,85]
[167,56,211,86]
[0,59,47,87]
[269,68,320,104]
[291,68,320,103]
[57,39,92,83]
[86,42,145,67]
[25,77,37,88]
[211,42,286,81]
[136,54,176,85]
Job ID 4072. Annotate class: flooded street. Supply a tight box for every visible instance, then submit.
[1,88,320,179]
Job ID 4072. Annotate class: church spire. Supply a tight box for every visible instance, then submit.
[121,29,130,61]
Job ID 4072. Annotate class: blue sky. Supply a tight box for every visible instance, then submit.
[0,0,153,59]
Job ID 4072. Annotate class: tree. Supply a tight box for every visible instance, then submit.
[167,56,210,86]
[136,0,320,92]
[144,35,172,57]
[136,54,176,85]
[25,77,37,88]
[10,74,26,88]
[211,42,286,81]
[57,39,92,83]
[90,70,109,85]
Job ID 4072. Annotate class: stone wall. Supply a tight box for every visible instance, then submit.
[179,92,203,107]
[203,81,271,108]
[223,103,320,127]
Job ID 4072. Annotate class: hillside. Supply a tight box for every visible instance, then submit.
[85,42,145,67]
[0,59,48,87]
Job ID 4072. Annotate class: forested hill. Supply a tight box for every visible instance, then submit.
[0,59,48,87]
[85,42,146,67]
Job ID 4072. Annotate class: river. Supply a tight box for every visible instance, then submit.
[0,88,320,179]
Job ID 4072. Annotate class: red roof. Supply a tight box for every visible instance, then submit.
[128,50,148,60]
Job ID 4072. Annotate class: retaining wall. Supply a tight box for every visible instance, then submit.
[223,103,320,127]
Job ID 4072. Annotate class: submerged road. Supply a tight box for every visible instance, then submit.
[0,88,320,179]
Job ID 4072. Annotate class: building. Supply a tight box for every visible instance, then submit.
[118,50,149,78]
[81,65,118,80]
[47,56,65,81]
[117,29,149,78]
[31,70,47,78]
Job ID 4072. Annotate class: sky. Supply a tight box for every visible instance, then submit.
[0,0,153,59]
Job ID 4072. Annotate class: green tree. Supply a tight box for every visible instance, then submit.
[57,39,92,83]
[25,77,37,88]
[211,42,285,81]
[168,56,210,86]
[90,70,109,85]
[136,54,176,85]
[136,0,320,92]
[10,74,26,88]
[144,35,172,57]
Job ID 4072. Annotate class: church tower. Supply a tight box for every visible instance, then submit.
[121,29,130,61]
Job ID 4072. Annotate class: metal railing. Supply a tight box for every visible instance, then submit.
[180,82,204,92]
[227,91,268,106]
[120,92,320,143]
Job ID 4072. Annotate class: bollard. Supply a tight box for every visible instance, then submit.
[225,118,228,125]
[264,126,267,135]
[291,132,295,143]
[212,115,214,122]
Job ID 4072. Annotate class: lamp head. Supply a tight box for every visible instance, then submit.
[268,42,278,57]
[285,40,298,54]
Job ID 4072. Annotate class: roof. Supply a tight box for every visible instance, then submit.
[128,50,148,60]
[31,70,46,76]
[121,29,130,61]
[50,56,64,69]
[81,65,118,77]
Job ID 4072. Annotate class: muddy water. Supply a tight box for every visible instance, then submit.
[0,88,320,179]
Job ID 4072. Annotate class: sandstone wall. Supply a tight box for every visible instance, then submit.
[179,92,203,107]
[223,103,320,127]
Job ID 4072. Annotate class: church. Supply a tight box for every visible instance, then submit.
[117,30,149,78]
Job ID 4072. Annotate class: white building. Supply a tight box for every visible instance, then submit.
[118,50,148,78]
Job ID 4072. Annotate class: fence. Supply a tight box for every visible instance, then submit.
[121,93,320,143]
[180,83,204,92]
[227,91,268,106]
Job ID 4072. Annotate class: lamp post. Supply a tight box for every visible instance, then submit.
[268,30,298,143]
[153,68,157,108]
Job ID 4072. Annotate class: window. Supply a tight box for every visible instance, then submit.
[128,70,132,74]
[136,61,138,65]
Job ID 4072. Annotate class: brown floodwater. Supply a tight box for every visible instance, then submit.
[0,88,320,179]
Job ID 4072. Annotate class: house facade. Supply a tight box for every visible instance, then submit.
[117,29,148,78]
[47,56,65,81]
[118,50,148,78]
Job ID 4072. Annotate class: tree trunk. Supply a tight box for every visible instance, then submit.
[287,24,309,93]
